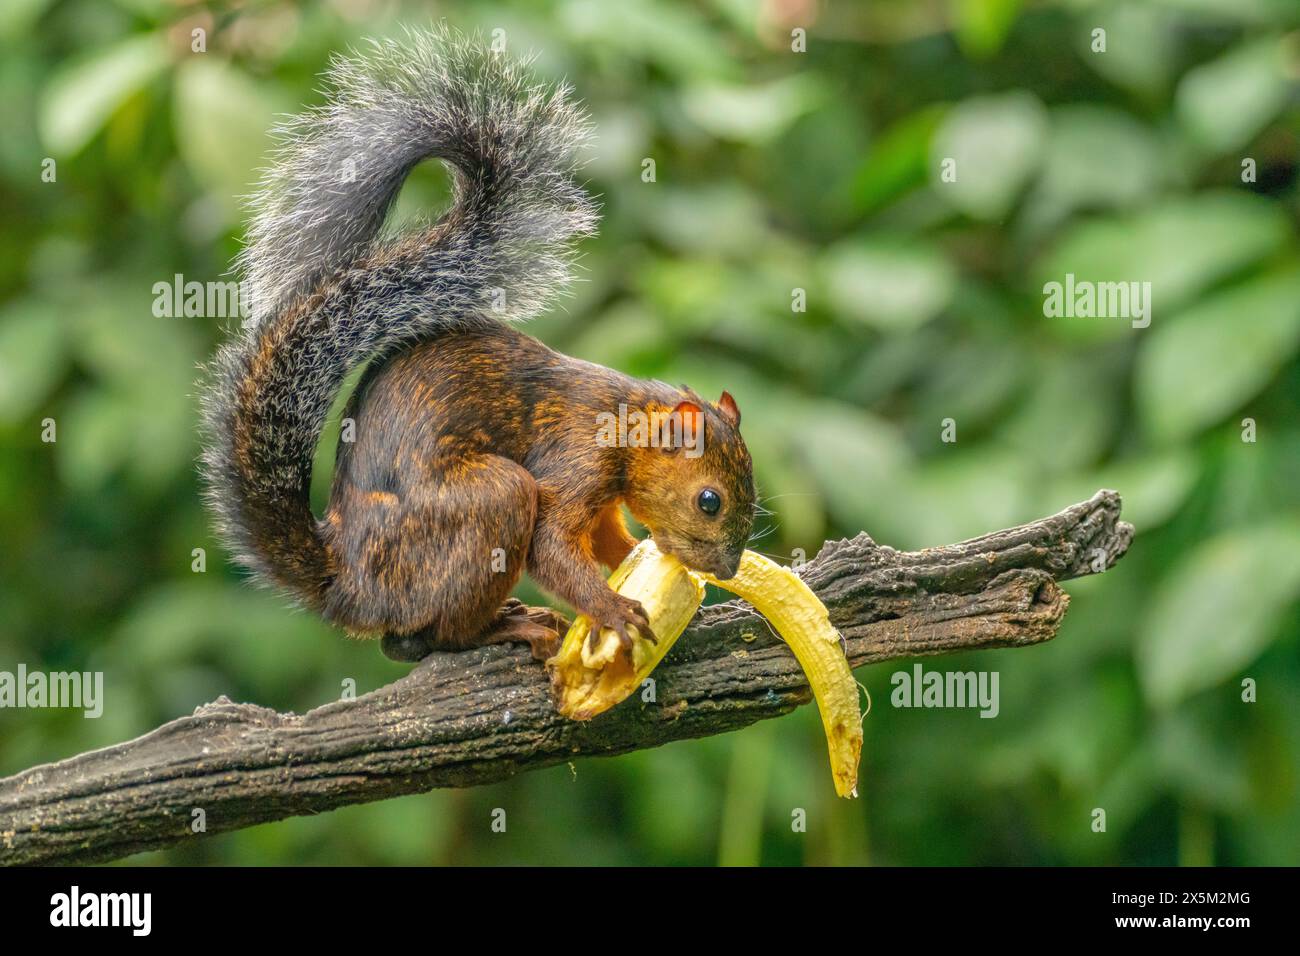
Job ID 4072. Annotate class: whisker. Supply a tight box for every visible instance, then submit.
[743,548,795,561]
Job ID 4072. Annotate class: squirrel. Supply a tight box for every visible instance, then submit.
[200,28,756,664]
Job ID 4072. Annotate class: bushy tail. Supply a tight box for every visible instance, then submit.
[200,26,597,607]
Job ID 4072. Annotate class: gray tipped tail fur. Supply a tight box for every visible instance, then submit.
[199,26,597,605]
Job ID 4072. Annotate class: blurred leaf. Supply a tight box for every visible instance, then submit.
[792,404,911,529]
[717,721,773,865]
[1136,269,1300,442]
[53,281,201,490]
[0,300,64,424]
[39,33,169,155]
[1035,193,1290,342]
[823,238,956,331]
[870,448,1031,549]
[0,0,55,40]
[1090,740,1163,841]
[55,387,141,490]
[849,105,947,215]
[346,792,450,864]
[388,158,453,227]
[1161,0,1300,24]
[112,580,333,685]
[568,302,672,371]
[954,0,1023,59]
[635,257,745,333]
[173,57,279,204]
[560,0,736,80]
[1176,36,1295,154]
[635,185,769,256]
[991,672,1134,792]
[114,0,171,14]
[751,458,824,555]
[682,75,821,143]
[1043,450,1200,532]
[1080,3,1179,97]
[776,103,871,226]
[910,330,1026,436]
[1023,106,1164,235]
[56,382,193,491]
[1152,712,1251,812]
[1138,520,1300,708]
[583,108,651,179]
[72,299,201,388]
[844,326,948,406]
[624,744,719,858]
[930,91,1047,220]
[998,352,1118,470]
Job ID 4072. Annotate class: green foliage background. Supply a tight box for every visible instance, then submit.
[1,0,1298,865]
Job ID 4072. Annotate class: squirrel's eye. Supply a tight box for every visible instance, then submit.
[696,488,722,516]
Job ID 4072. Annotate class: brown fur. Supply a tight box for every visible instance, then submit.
[318,323,755,656]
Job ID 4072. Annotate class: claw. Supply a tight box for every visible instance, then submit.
[585,596,658,657]
[614,623,634,653]
[636,619,658,645]
[625,600,657,644]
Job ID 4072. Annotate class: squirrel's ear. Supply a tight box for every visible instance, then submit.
[717,391,741,427]
[671,400,704,449]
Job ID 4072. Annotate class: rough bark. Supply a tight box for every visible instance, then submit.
[0,490,1131,866]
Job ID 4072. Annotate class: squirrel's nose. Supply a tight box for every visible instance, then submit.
[713,551,743,580]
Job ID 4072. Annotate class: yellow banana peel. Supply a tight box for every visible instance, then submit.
[546,539,862,797]
[546,540,704,721]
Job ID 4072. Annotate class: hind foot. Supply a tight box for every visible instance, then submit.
[380,630,433,663]
[480,599,571,661]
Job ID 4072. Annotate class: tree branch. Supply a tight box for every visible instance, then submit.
[0,490,1131,866]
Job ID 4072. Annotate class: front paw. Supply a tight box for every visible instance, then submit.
[588,595,657,655]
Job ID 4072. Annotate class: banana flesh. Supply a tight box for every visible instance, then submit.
[546,539,862,797]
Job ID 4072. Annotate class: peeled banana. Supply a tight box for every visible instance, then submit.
[546,539,862,797]
[546,541,704,721]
